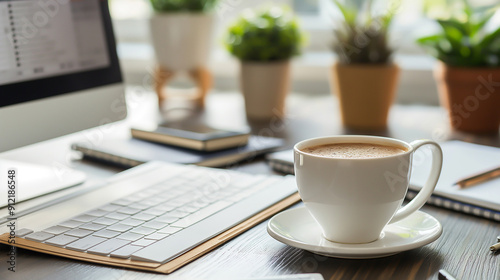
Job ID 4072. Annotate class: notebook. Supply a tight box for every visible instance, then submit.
[131,122,250,152]
[266,141,500,221]
[72,135,283,168]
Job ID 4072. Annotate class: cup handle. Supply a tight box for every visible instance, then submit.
[389,139,443,224]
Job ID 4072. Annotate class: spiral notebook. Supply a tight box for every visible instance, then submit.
[72,135,283,168]
[266,141,500,221]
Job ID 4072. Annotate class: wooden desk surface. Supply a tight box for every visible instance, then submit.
[1,91,499,280]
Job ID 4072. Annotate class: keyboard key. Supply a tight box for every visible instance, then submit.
[169,195,195,206]
[58,220,84,228]
[144,233,169,240]
[65,228,94,238]
[129,203,151,210]
[79,223,106,231]
[177,205,200,213]
[111,199,134,206]
[163,210,189,218]
[151,204,176,212]
[142,197,165,205]
[99,204,121,212]
[157,226,182,235]
[45,235,79,247]
[93,217,119,226]
[171,201,232,228]
[154,215,179,224]
[87,239,131,255]
[129,226,156,236]
[15,228,33,237]
[72,215,97,223]
[110,245,143,259]
[120,218,144,227]
[116,232,144,242]
[93,229,120,239]
[66,235,107,251]
[131,213,156,221]
[25,232,55,242]
[85,209,109,217]
[117,207,141,215]
[132,238,156,247]
[105,212,129,221]
[190,199,209,209]
[106,223,133,233]
[141,221,168,230]
[142,208,167,216]
[42,226,71,235]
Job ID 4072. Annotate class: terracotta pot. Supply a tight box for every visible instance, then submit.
[240,61,291,121]
[150,13,214,71]
[434,63,500,134]
[331,62,400,130]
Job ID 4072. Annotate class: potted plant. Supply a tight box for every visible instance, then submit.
[330,0,400,130]
[224,6,304,121]
[417,2,500,134]
[149,0,217,107]
[149,0,217,71]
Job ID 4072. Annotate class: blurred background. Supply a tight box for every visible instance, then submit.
[109,0,500,106]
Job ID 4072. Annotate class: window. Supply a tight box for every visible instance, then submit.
[111,0,499,105]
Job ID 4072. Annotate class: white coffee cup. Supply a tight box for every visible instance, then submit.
[294,135,442,244]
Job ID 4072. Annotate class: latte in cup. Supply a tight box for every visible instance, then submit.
[294,136,443,244]
[301,143,408,159]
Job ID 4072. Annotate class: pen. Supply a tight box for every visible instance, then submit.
[438,269,457,280]
[454,166,500,189]
[489,235,500,252]
[490,242,500,252]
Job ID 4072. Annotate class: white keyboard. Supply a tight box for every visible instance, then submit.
[17,162,296,263]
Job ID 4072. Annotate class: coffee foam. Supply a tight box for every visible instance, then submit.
[301,143,407,159]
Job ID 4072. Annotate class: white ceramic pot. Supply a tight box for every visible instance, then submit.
[149,12,214,71]
[240,61,291,120]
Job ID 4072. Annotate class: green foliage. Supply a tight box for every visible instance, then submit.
[224,7,304,62]
[417,1,500,67]
[150,0,217,12]
[332,0,399,64]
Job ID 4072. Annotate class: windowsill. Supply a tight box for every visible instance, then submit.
[117,42,440,105]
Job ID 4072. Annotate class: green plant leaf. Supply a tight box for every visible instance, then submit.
[332,0,357,27]
[331,0,395,64]
[477,26,500,51]
[437,19,469,37]
[224,6,304,62]
[470,8,496,35]
[416,34,443,44]
[417,1,500,67]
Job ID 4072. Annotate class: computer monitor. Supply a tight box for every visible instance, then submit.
[0,0,126,203]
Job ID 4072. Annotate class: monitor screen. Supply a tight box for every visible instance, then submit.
[0,0,122,107]
[0,0,125,152]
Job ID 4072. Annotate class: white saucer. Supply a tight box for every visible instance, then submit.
[267,207,442,259]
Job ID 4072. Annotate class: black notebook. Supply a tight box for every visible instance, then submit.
[131,123,250,152]
[72,135,283,168]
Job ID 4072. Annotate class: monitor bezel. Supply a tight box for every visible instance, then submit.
[0,0,122,108]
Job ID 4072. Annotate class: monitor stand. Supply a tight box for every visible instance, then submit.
[0,160,86,208]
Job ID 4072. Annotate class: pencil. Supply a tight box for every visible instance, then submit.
[438,269,457,280]
[454,166,500,189]
[490,242,500,252]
